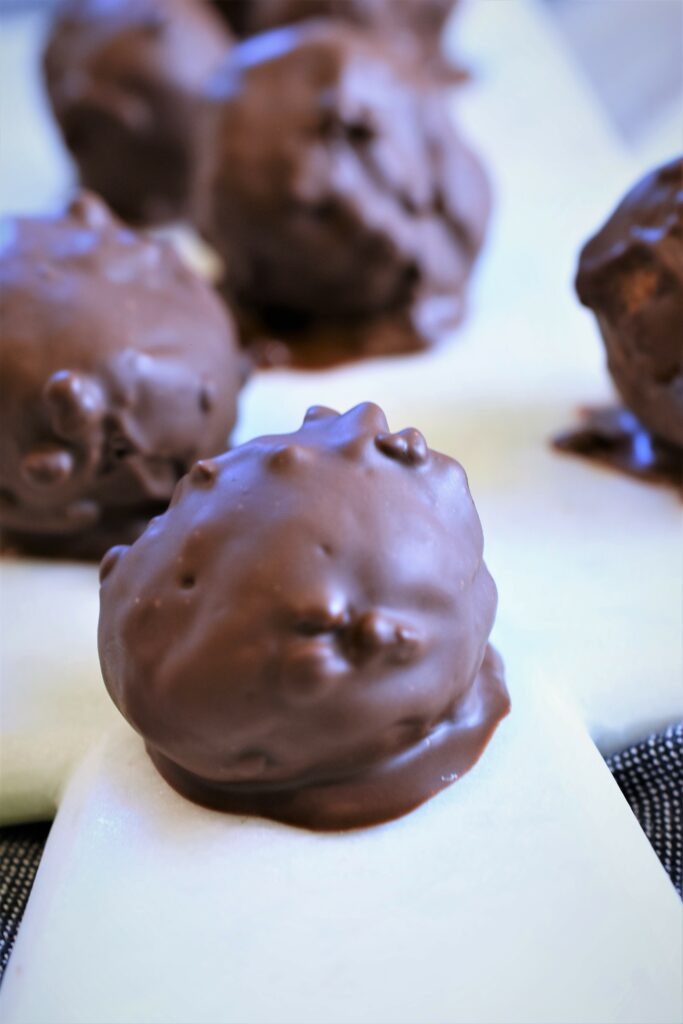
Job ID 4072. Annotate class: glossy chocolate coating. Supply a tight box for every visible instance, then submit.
[211,0,459,80]
[44,0,231,224]
[576,158,683,448]
[98,402,509,830]
[553,407,682,491]
[197,21,490,367]
[0,193,242,559]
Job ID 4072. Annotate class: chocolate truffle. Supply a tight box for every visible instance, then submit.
[196,21,490,367]
[44,0,232,224]
[575,158,683,449]
[98,402,509,830]
[0,193,242,559]
[211,0,459,81]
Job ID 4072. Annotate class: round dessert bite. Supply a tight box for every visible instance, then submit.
[98,402,509,830]
[210,0,459,81]
[44,0,232,224]
[197,21,490,367]
[0,193,242,559]
[575,158,683,449]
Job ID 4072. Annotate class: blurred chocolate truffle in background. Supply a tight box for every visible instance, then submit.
[576,158,683,449]
[197,22,490,368]
[210,0,460,81]
[43,0,232,225]
[0,193,243,559]
[99,402,509,830]
[555,158,682,488]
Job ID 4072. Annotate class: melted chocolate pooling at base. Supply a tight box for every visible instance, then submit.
[237,299,458,371]
[98,403,509,830]
[553,407,682,491]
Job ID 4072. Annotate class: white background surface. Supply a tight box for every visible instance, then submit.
[0,1,681,1022]
[3,684,682,1024]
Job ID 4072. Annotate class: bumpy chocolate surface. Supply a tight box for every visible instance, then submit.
[211,0,459,80]
[575,158,683,449]
[197,21,490,368]
[44,0,231,225]
[98,403,509,830]
[0,193,242,559]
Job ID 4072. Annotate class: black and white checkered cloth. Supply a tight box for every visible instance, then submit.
[0,821,51,980]
[0,725,681,983]
[606,722,683,897]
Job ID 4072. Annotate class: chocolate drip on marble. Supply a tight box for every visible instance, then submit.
[553,407,682,491]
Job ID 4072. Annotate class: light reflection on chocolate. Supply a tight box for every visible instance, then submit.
[553,406,682,491]
[209,0,461,82]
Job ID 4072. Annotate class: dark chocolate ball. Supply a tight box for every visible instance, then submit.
[0,192,242,558]
[98,402,509,830]
[197,21,490,363]
[576,158,683,448]
[43,0,232,224]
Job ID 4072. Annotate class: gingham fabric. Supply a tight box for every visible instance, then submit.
[606,722,683,897]
[0,822,51,980]
[0,724,681,983]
